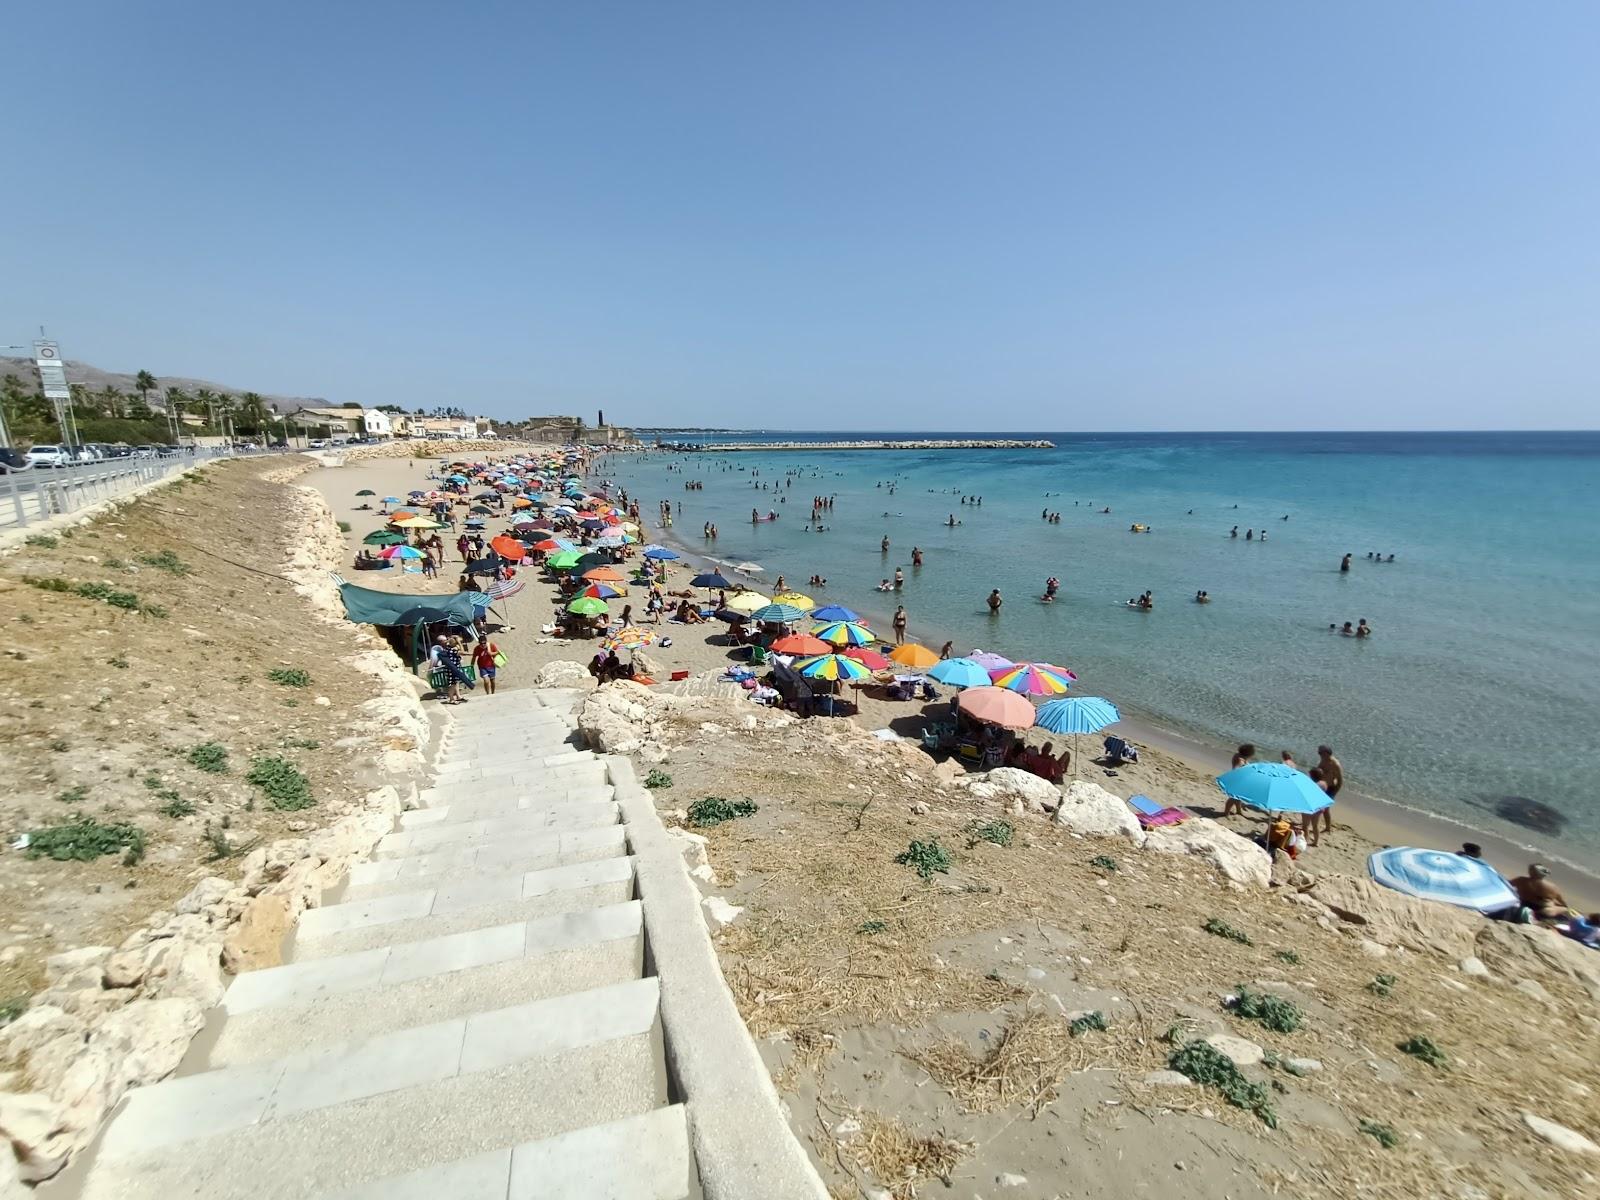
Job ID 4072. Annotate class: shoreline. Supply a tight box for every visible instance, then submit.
[649,439,1055,452]
[607,464,1600,910]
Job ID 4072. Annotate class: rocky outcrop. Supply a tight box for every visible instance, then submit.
[1145,816,1271,888]
[1299,874,1482,960]
[961,767,1060,814]
[577,680,794,763]
[534,659,594,690]
[1052,781,1147,846]
[1474,921,1600,1005]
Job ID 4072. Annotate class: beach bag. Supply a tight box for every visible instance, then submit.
[493,651,508,668]
[427,667,449,691]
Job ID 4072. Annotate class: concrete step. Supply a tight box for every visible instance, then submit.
[80,979,665,1200]
[373,804,618,860]
[291,858,637,961]
[203,899,645,1069]
[316,1105,694,1200]
[420,763,608,804]
[442,708,572,732]
[344,826,627,894]
[432,747,595,775]
[439,720,576,745]
[399,785,615,828]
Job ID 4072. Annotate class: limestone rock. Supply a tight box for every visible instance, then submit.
[965,767,1060,814]
[1302,875,1481,959]
[42,947,111,989]
[0,1091,71,1182]
[533,660,592,690]
[91,998,204,1089]
[702,896,744,929]
[1285,1057,1324,1074]
[1475,922,1600,1004]
[141,939,225,1008]
[1522,1111,1600,1155]
[1052,781,1147,846]
[1146,817,1271,888]
[1204,1033,1265,1067]
[665,828,710,872]
[0,1007,83,1063]
[1142,1069,1197,1088]
[1514,978,1553,1005]
[102,949,147,990]
[174,876,233,917]
[1458,956,1490,978]
[223,892,294,974]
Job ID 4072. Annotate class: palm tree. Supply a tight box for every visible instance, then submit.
[98,385,125,417]
[235,392,271,435]
[164,386,190,442]
[134,370,156,408]
[195,388,218,432]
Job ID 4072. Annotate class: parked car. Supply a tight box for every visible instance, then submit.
[131,445,157,459]
[0,447,31,474]
[308,438,328,449]
[25,444,73,468]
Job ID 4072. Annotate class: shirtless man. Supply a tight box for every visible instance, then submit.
[1315,745,1343,835]
[987,589,1002,614]
[1511,865,1569,921]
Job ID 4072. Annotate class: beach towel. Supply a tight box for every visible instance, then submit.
[1128,794,1187,827]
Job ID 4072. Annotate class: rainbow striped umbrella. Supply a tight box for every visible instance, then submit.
[989,662,1078,696]
[792,653,873,682]
[379,544,423,560]
[812,621,874,647]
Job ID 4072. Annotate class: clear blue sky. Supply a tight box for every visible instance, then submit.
[4,2,1597,430]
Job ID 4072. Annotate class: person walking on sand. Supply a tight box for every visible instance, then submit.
[473,636,501,696]
[1315,745,1343,835]
[939,640,953,659]
[987,588,1002,614]
[892,605,908,644]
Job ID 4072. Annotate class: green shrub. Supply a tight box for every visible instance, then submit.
[24,815,146,864]
[644,769,673,789]
[1203,916,1252,945]
[281,736,320,750]
[56,784,90,804]
[1368,973,1398,997]
[1274,949,1301,965]
[49,738,69,753]
[894,838,951,880]
[267,667,311,688]
[1089,854,1118,872]
[187,742,230,774]
[966,819,1013,848]
[110,655,129,669]
[687,796,757,827]
[134,549,190,575]
[1069,1011,1108,1037]
[336,520,352,533]
[246,755,314,810]
[24,534,58,548]
[1169,1039,1277,1127]
[1230,986,1304,1034]
[1359,1118,1399,1149]
[159,796,197,818]
[203,825,255,861]
[856,919,889,935]
[25,576,164,615]
[1398,1035,1446,1068]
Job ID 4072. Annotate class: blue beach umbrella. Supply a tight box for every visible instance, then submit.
[810,604,862,623]
[691,571,734,589]
[1368,847,1519,913]
[928,657,992,689]
[643,545,679,560]
[749,603,807,624]
[1215,763,1332,815]
[1034,696,1121,735]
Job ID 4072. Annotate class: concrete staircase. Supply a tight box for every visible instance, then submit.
[60,688,703,1200]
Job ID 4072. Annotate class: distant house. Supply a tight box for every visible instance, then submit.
[288,407,365,438]
[362,409,393,439]
[387,413,413,438]
[415,417,478,440]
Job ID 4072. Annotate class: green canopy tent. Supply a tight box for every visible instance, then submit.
[334,577,493,671]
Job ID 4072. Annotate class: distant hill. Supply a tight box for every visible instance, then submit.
[0,356,326,410]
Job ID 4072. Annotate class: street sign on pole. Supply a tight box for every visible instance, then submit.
[34,340,76,450]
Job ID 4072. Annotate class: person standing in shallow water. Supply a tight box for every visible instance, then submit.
[987,589,1002,614]
[892,605,908,644]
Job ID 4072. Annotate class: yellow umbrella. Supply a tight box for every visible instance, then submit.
[392,516,442,529]
[770,590,815,611]
[724,591,772,614]
[619,521,641,533]
[889,643,940,669]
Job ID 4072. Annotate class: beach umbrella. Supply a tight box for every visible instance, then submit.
[928,657,990,689]
[967,650,1015,671]
[393,516,442,529]
[388,509,419,522]
[957,686,1036,730]
[809,604,863,624]
[547,550,583,570]
[582,566,626,582]
[380,496,400,507]
[792,653,873,682]
[566,596,610,616]
[1034,696,1120,735]
[888,643,940,669]
[464,518,486,528]
[712,607,751,623]
[489,536,527,561]
[407,489,427,497]
[843,646,892,671]
[512,497,534,508]
[813,620,874,647]
[724,591,773,614]
[749,603,807,624]
[643,545,679,560]
[379,544,423,561]
[483,576,524,601]
[582,583,624,600]
[469,505,493,514]
[770,590,816,611]
[691,571,734,590]
[1215,763,1332,815]
[1368,847,1518,913]
[602,626,656,651]
[532,538,569,552]
[771,633,831,656]
[594,535,627,549]
[355,489,375,496]
[989,662,1078,696]
[362,530,406,546]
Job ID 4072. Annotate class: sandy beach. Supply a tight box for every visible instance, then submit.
[307,450,1599,910]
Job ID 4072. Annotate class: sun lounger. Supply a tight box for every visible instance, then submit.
[1128,794,1187,827]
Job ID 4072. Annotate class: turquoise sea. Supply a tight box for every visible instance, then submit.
[596,432,1600,867]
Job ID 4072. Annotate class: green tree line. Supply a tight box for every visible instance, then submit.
[2,368,276,447]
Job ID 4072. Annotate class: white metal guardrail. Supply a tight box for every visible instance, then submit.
[0,448,278,530]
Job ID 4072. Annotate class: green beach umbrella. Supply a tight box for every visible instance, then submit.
[566,596,610,616]
[355,489,376,496]
[547,550,583,569]
[363,530,407,546]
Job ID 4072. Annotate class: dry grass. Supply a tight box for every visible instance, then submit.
[818,1097,971,1200]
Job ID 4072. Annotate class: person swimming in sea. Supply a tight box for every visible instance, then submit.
[1231,526,1239,538]
[1341,553,1352,572]
[1356,618,1372,637]
[1195,590,1210,603]
[1043,576,1059,602]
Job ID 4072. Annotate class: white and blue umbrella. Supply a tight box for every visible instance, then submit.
[1215,763,1332,814]
[1368,847,1519,913]
[1034,696,1121,735]
[928,657,992,689]
[643,545,679,560]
